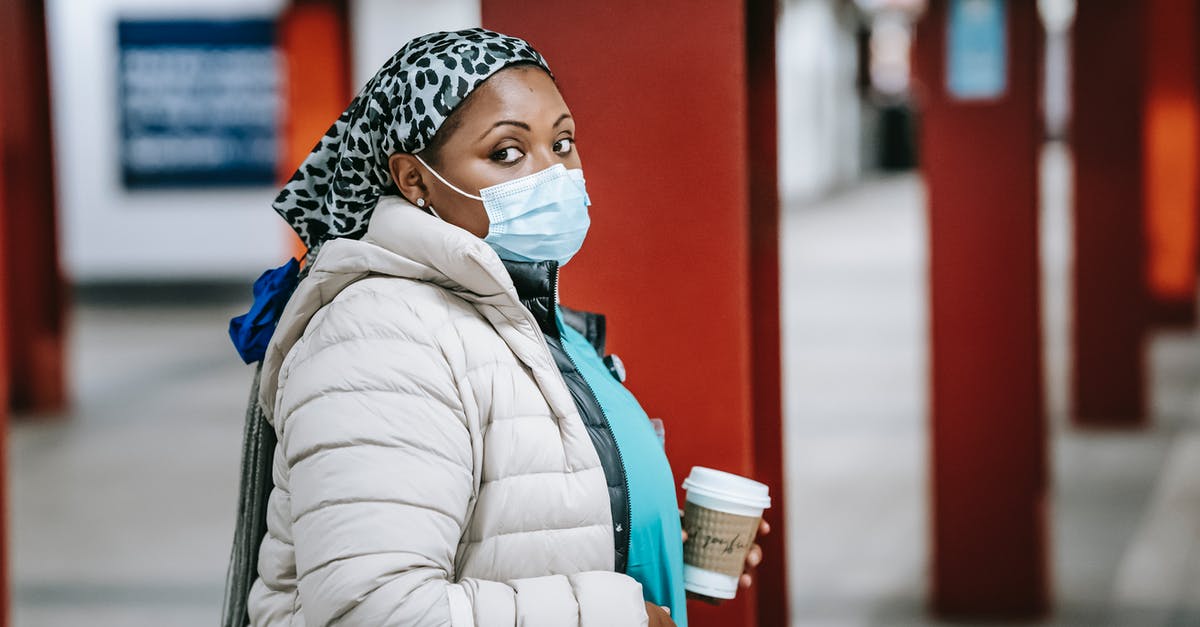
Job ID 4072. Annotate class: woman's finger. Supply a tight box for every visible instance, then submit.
[739,573,753,589]
[745,544,762,567]
[681,529,688,542]
[759,520,770,536]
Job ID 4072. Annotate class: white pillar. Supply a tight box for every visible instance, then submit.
[349,0,482,89]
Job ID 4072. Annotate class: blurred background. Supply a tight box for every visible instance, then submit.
[2,0,1198,625]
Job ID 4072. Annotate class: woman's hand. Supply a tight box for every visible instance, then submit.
[645,601,677,627]
[681,517,771,605]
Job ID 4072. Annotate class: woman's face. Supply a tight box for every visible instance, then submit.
[389,65,581,238]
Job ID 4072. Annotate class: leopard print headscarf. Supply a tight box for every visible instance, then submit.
[273,28,552,255]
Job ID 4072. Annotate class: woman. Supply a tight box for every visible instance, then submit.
[240,28,763,627]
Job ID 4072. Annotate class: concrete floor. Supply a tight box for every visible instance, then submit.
[8,303,250,626]
[7,143,1199,626]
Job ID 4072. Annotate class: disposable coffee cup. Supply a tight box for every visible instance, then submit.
[681,466,771,599]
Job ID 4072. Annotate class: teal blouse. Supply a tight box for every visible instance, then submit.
[555,307,688,626]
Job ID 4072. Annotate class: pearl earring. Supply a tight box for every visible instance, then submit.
[416,197,426,207]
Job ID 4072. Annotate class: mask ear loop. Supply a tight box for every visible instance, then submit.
[413,153,484,201]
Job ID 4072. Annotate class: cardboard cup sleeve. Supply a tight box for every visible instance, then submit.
[682,501,762,577]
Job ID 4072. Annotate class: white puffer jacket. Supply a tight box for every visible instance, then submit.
[246,195,649,626]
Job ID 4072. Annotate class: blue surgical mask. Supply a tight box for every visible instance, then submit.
[414,154,592,266]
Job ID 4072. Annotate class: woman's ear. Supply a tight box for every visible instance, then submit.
[388,153,428,206]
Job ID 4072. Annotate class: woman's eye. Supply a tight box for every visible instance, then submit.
[491,147,523,163]
[554,138,574,155]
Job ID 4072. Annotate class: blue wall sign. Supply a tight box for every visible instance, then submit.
[946,0,1008,101]
[118,19,280,188]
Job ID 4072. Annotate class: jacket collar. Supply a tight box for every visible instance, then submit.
[258,195,608,481]
[502,259,609,356]
[259,195,556,425]
[502,259,561,340]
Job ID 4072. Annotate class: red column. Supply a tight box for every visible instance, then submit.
[1143,0,1198,328]
[481,3,785,626]
[913,0,1049,618]
[0,85,10,627]
[1071,2,1149,425]
[745,1,788,626]
[279,0,351,257]
[0,0,66,415]
[0,0,61,620]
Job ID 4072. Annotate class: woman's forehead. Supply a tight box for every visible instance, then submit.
[459,67,569,129]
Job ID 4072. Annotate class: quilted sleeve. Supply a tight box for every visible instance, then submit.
[278,294,649,627]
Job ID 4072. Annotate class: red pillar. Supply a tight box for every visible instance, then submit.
[0,89,10,627]
[1143,0,1199,328]
[1071,2,1149,425]
[279,0,351,257]
[745,1,788,626]
[913,0,1049,618]
[481,3,786,626]
[0,0,66,415]
[0,0,61,620]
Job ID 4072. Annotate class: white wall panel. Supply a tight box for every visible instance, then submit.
[47,0,291,282]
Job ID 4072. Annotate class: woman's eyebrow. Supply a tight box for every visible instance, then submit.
[478,114,573,140]
[479,120,530,140]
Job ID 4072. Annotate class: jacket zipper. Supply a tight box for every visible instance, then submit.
[551,264,633,571]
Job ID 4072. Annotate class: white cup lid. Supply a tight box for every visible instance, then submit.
[682,466,771,510]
